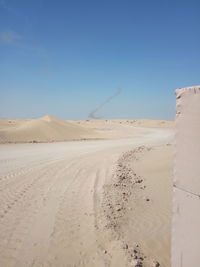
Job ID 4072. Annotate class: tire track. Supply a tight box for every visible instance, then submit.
[0,158,80,267]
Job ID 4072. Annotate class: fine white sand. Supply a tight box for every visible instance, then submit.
[0,117,174,266]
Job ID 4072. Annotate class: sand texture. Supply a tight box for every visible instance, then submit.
[0,116,174,144]
[0,115,98,143]
[0,121,174,267]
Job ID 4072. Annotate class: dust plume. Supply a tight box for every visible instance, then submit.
[88,88,122,119]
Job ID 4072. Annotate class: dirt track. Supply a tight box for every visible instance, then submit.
[0,128,173,267]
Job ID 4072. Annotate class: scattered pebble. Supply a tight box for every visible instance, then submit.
[116,208,122,212]
[130,259,143,266]
[123,243,128,249]
[102,147,154,266]
[152,261,160,267]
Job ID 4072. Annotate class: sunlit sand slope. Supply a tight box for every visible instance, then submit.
[0,115,98,143]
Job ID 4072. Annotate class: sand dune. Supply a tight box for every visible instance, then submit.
[0,116,174,143]
[0,115,98,143]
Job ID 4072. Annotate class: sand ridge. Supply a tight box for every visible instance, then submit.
[0,115,98,143]
[101,145,172,266]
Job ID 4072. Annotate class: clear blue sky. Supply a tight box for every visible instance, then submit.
[0,0,200,120]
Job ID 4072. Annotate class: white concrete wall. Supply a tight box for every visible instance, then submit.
[172,86,200,266]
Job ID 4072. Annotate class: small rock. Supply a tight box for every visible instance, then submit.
[146,198,150,202]
[103,250,107,254]
[123,243,128,249]
[130,259,143,266]
[153,261,160,267]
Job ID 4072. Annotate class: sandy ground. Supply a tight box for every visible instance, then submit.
[102,145,173,266]
[0,115,173,143]
[0,124,173,267]
[0,115,98,143]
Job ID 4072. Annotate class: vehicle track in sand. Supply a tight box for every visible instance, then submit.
[0,128,173,267]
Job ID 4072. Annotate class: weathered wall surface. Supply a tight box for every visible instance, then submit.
[172,86,200,266]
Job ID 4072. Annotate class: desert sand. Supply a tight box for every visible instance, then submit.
[0,115,173,143]
[0,118,174,267]
[0,115,98,143]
